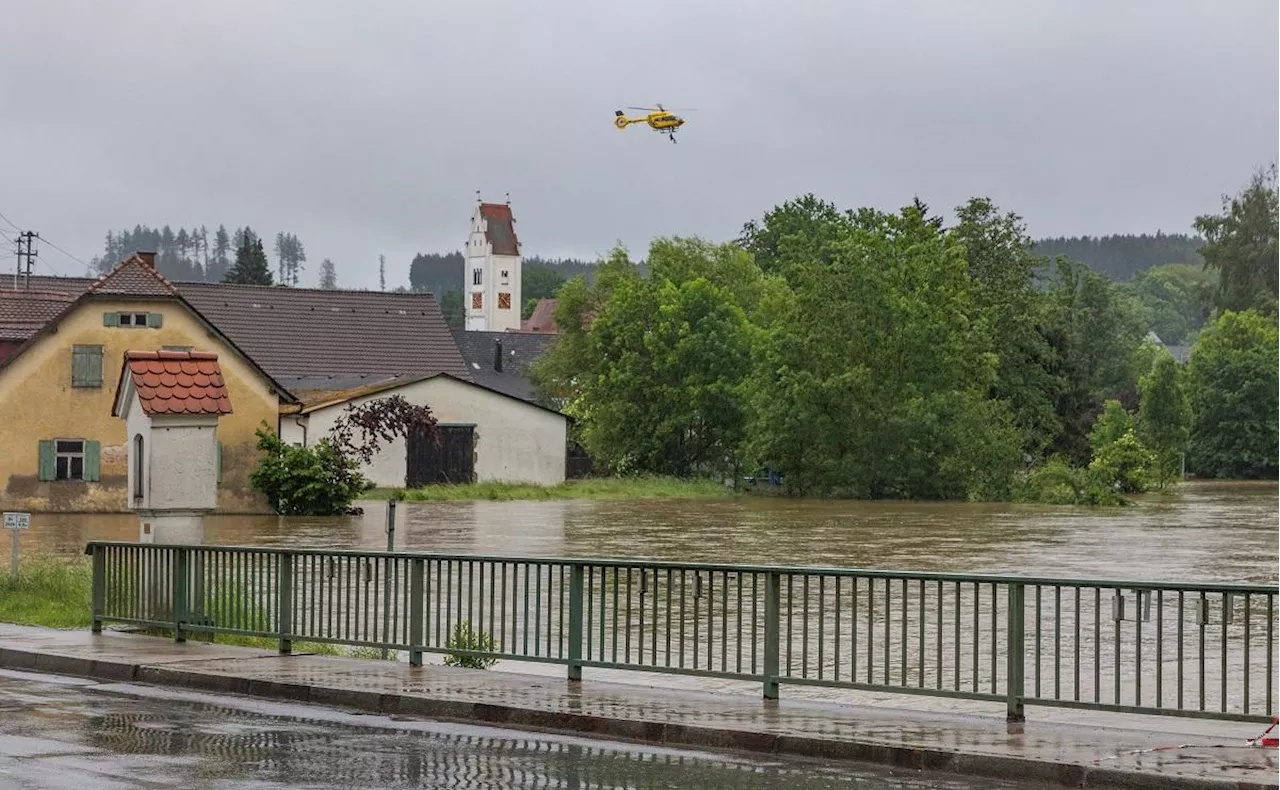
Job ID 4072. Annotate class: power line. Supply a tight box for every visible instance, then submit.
[0,210,92,276]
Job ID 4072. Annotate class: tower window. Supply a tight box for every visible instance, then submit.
[500,269,509,285]
[472,268,482,286]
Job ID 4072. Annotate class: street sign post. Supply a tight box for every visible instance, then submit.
[4,512,30,581]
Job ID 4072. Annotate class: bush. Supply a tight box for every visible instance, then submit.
[443,620,498,669]
[249,426,369,515]
[1087,429,1155,495]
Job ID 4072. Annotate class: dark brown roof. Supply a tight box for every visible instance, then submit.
[117,350,232,416]
[0,290,76,341]
[452,329,556,402]
[88,253,178,297]
[479,203,520,256]
[177,282,470,380]
[19,270,469,384]
[520,298,560,333]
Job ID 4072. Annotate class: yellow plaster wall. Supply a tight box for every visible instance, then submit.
[0,298,282,513]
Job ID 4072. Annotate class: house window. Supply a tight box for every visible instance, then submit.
[133,435,144,500]
[105,311,162,328]
[472,292,483,309]
[71,344,103,388]
[498,292,512,310]
[472,268,482,286]
[38,439,100,482]
[162,345,193,352]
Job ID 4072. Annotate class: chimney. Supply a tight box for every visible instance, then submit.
[494,338,503,373]
[136,251,157,269]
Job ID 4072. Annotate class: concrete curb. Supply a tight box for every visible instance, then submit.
[1,646,1274,790]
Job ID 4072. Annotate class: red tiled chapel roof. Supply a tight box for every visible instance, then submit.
[122,350,232,416]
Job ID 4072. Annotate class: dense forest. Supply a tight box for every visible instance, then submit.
[1032,233,1204,281]
[529,165,1278,499]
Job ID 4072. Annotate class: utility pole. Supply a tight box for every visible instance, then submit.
[14,231,38,290]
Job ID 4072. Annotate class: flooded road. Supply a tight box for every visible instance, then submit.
[21,481,1278,583]
[0,669,1038,789]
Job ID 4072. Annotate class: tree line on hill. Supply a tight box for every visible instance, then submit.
[1032,232,1204,281]
[528,165,1277,500]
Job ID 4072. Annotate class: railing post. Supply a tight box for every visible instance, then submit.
[90,544,105,633]
[763,571,781,699]
[409,558,425,667]
[1006,581,1026,722]
[568,564,584,681]
[278,551,294,655]
[172,548,189,643]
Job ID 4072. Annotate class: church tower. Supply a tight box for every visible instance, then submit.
[464,193,522,332]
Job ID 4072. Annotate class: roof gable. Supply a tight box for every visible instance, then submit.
[88,253,179,298]
[113,350,233,416]
[520,298,559,333]
[479,203,519,256]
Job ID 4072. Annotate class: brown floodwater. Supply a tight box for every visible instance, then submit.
[17,480,1277,583]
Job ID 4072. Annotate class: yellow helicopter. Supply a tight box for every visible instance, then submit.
[614,104,693,143]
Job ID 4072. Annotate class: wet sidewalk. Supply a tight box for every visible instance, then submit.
[0,624,1274,789]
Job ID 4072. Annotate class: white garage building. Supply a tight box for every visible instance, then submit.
[279,373,567,488]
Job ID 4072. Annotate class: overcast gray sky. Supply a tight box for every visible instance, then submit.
[1,1,1276,289]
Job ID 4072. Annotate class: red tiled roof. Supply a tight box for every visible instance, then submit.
[479,203,520,256]
[88,253,179,297]
[122,350,232,415]
[0,290,76,341]
[519,298,560,333]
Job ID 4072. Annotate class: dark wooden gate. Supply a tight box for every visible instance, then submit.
[406,423,476,487]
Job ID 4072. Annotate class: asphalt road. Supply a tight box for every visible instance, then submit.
[0,669,1036,789]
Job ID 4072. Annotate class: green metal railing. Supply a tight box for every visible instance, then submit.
[85,541,1277,723]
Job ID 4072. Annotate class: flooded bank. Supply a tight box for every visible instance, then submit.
[20,481,1277,583]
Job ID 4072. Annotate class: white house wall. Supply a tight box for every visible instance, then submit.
[295,376,567,488]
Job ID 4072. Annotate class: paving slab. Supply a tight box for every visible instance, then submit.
[0,623,1275,789]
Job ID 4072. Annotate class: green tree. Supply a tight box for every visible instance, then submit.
[738,193,848,281]
[439,290,463,329]
[319,258,337,289]
[1193,164,1279,317]
[223,234,273,285]
[951,198,1062,457]
[1137,352,1191,487]
[741,200,1020,499]
[1089,399,1135,451]
[1185,310,1279,479]
[1041,257,1148,464]
[522,265,566,318]
[1126,263,1217,345]
[538,242,754,479]
[209,225,231,282]
[1087,429,1154,496]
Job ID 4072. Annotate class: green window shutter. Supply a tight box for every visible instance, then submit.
[146,312,163,328]
[103,312,119,327]
[71,345,103,388]
[38,440,55,481]
[216,441,223,484]
[84,441,101,482]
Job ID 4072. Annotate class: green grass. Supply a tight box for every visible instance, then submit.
[369,475,733,502]
[0,557,392,660]
[0,557,94,628]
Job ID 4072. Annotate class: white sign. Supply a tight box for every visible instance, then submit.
[3,512,30,531]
